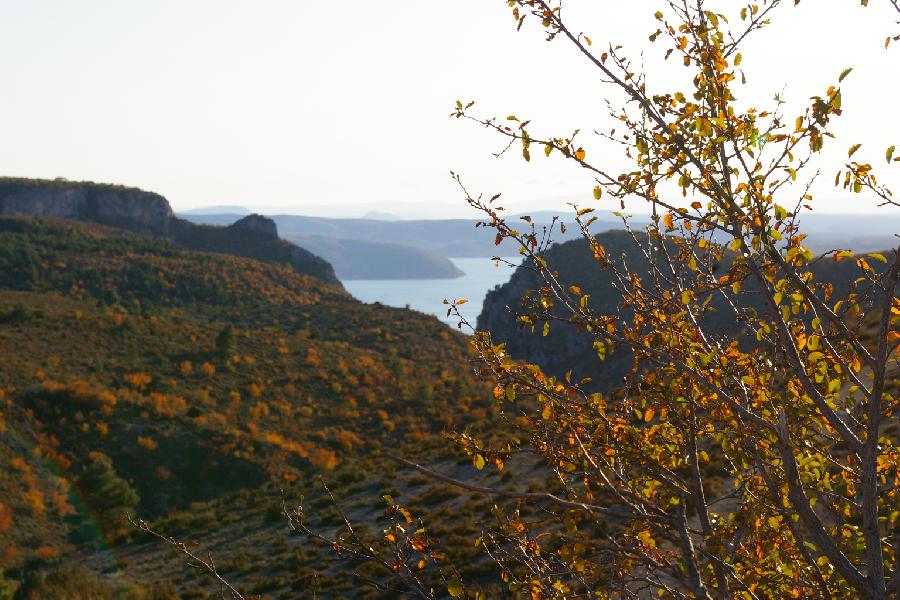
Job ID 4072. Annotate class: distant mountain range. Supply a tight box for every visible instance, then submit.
[181,208,898,264]
[178,205,252,216]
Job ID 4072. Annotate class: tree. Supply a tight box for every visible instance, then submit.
[153,1,900,598]
[440,1,899,597]
[75,455,139,526]
[215,324,237,361]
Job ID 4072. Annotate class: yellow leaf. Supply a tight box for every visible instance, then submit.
[644,407,655,422]
[663,213,674,230]
[848,143,862,157]
[835,250,854,262]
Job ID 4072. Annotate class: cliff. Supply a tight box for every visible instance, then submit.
[0,178,340,286]
[0,178,173,235]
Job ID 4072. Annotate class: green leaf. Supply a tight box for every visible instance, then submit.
[839,67,853,82]
[448,579,464,597]
[887,145,896,163]
[848,144,862,157]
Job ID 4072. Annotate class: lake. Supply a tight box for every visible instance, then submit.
[343,257,520,329]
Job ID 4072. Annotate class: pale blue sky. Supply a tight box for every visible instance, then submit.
[0,1,897,217]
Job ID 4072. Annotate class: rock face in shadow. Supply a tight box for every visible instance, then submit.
[0,178,340,286]
[478,230,883,391]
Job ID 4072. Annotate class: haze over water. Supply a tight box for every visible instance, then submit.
[343,257,520,328]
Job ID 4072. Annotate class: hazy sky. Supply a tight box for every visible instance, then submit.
[0,1,897,218]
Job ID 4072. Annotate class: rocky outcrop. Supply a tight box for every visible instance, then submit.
[0,178,173,235]
[229,214,278,238]
[0,178,340,286]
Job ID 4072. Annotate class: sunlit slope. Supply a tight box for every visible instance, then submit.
[0,216,490,578]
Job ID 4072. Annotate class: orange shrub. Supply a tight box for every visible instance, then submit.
[35,546,60,559]
[123,372,151,390]
[137,435,158,450]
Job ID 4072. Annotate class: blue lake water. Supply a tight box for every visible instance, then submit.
[343,257,520,329]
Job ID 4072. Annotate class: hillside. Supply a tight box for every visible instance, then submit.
[0,216,502,598]
[478,230,891,390]
[0,178,340,286]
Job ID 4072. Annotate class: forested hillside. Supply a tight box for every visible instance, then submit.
[478,230,895,390]
[0,216,499,598]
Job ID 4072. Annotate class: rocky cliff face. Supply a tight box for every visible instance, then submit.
[0,178,340,286]
[0,178,173,235]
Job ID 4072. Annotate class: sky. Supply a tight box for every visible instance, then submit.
[0,0,897,218]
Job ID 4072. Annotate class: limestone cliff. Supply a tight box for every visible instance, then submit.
[0,178,340,286]
[0,178,173,235]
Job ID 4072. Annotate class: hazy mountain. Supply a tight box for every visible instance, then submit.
[285,235,464,280]
[178,205,252,215]
[182,209,897,262]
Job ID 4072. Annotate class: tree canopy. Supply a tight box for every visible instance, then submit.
[156,1,900,598]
